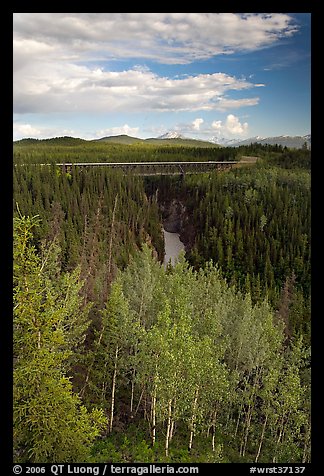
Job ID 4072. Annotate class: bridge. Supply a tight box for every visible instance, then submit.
[55,158,258,176]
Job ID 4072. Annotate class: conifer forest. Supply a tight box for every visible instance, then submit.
[13,139,311,464]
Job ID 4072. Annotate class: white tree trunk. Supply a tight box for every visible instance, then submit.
[241,403,253,457]
[211,408,218,452]
[255,413,268,463]
[109,345,119,433]
[130,368,136,419]
[273,414,286,463]
[189,386,199,451]
[165,399,172,457]
[151,384,157,446]
[170,419,175,441]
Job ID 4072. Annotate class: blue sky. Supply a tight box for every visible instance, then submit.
[13,13,311,141]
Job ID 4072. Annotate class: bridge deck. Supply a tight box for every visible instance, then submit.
[54,161,238,166]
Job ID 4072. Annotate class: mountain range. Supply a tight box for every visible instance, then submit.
[96,132,311,149]
[96,133,218,148]
[158,131,186,140]
[14,133,311,149]
[214,134,311,149]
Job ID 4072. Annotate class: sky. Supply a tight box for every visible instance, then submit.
[13,13,311,142]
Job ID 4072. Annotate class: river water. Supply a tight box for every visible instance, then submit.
[163,229,185,267]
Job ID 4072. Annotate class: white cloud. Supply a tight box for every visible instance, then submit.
[95,124,139,138]
[226,114,249,135]
[13,121,141,141]
[211,120,223,131]
[156,115,249,140]
[13,63,261,114]
[192,118,204,130]
[212,114,249,137]
[13,122,76,141]
[214,97,261,111]
[13,13,297,65]
[13,123,42,140]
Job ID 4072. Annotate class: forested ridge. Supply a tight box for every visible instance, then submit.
[13,137,236,164]
[13,141,311,463]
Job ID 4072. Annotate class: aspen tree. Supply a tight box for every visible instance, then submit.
[255,364,282,463]
[272,338,306,463]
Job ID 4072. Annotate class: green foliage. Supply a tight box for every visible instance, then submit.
[13,164,164,288]
[147,156,310,341]
[87,248,309,463]
[13,215,106,462]
[13,142,310,464]
[13,138,235,165]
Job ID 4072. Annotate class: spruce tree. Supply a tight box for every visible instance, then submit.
[13,215,105,463]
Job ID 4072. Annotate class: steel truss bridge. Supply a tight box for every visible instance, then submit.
[55,158,257,176]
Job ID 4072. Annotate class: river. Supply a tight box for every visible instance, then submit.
[163,229,185,267]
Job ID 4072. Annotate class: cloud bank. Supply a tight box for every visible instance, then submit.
[13,63,263,115]
[14,13,297,65]
[145,115,249,140]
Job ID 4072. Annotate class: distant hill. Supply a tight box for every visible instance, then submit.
[14,134,216,148]
[14,138,41,145]
[145,137,219,148]
[94,134,144,145]
[94,134,218,148]
[14,136,87,146]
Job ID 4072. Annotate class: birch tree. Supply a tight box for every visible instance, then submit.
[271,338,307,463]
[119,244,165,417]
[100,278,142,433]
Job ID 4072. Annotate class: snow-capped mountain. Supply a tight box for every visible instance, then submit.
[211,136,264,146]
[213,134,311,149]
[158,131,186,139]
[211,137,251,146]
[154,131,311,149]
